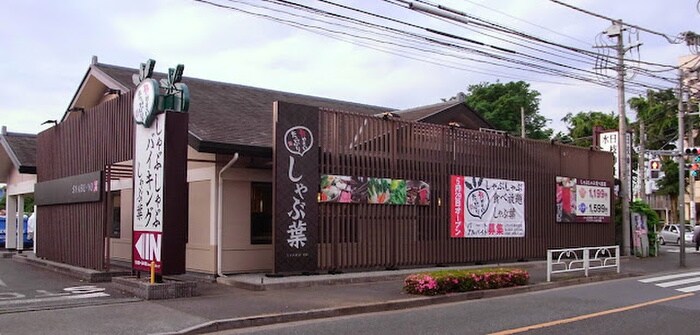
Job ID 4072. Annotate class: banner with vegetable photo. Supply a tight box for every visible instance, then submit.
[320,175,429,205]
[450,176,525,238]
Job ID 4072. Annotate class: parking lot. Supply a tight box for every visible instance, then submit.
[0,256,138,314]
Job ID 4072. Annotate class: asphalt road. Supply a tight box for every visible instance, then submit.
[219,271,700,335]
[0,257,138,314]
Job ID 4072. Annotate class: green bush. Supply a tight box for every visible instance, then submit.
[403,268,529,296]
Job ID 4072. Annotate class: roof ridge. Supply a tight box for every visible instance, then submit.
[94,62,395,111]
[2,131,37,138]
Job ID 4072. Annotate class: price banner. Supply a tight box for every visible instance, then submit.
[556,177,611,223]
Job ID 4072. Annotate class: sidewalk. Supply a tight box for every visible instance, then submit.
[4,248,700,335]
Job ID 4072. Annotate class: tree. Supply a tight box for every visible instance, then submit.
[628,89,679,150]
[558,111,618,147]
[655,157,680,223]
[463,81,553,139]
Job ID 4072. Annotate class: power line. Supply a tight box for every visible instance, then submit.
[194,0,677,96]
[549,0,683,44]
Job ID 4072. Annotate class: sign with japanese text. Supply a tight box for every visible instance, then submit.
[35,171,102,206]
[556,176,611,223]
[598,130,632,195]
[133,113,165,271]
[450,176,525,238]
[131,110,188,275]
[273,101,319,273]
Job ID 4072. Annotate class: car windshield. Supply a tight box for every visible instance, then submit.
[685,226,693,232]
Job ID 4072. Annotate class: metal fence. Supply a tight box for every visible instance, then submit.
[317,109,615,271]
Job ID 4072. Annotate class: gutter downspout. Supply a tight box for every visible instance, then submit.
[217,153,239,278]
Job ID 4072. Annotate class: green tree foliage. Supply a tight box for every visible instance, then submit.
[557,111,618,147]
[631,200,660,256]
[655,157,680,222]
[628,89,678,150]
[463,81,553,139]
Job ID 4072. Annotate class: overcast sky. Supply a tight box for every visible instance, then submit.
[1,0,698,136]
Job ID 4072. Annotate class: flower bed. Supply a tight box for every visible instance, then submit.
[403,268,529,296]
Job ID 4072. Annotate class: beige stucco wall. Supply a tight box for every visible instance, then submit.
[107,149,276,275]
[186,179,215,273]
[6,169,36,196]
[220,167,273,273]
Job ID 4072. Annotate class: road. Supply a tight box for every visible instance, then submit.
[219,270,700,335]
[0,257,138,314]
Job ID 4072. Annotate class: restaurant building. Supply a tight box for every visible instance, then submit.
[33,57,615,276]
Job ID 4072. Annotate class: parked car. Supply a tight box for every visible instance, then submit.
[0,215,32,248]
[658,224,694,245]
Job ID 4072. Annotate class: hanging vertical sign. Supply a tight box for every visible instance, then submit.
[273,101,319,274]
[132,59,189,276]
[598,130,632,195]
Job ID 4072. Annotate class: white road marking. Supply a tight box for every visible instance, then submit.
[0,278,6,287]
[656,276,700,288]
[0,292,109,306]
[677,284,700,293]
[639,271,700,283]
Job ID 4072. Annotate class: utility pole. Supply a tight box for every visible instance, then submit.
[678,68,686,267]
[612,20,632,256]
[639,121,646,200]
[521,106,526,138]
[690,122,696,228]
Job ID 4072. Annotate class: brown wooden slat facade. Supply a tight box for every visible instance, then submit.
[317,109,614,271]
[36,92,134,270]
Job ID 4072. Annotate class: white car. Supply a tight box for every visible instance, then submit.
[658,224,694,245]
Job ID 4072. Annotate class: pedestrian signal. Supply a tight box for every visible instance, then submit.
[649,160,661,170]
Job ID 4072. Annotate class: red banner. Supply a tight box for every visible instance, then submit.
[450,175,464,237]
[132,231,162,272]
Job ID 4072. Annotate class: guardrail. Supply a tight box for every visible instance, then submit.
[546,246,620,282]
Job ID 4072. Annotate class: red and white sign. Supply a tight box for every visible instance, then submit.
[132,111,165,272]
[133,231,162,270]
[450,175,464,237]
[450,176,525,238]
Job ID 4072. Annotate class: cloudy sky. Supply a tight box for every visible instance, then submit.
[1,0,698,135]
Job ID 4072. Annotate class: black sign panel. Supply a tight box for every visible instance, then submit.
[273,101,319,274]
[35,171,102,206]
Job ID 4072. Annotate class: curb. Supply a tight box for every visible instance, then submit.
[217,272,416,291]
[159,272,637,335]
[12,254,130,282]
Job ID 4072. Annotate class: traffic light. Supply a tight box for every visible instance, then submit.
[649,159,661,171]
[686,147,700,155]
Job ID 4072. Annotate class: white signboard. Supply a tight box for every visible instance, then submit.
[451,176,525,238]
[575,184,611,217]
[599,130,632,196]
[133,113,165,270]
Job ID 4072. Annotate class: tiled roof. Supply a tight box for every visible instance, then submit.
[0,131,37,174]
[392,100,462,121]
[95,63,394,154]
[393,100,493,129]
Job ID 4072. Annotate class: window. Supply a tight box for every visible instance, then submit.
[250,182,272,244]
[110,192,121,238]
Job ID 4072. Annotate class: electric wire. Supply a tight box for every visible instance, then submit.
[193,0,678,97]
